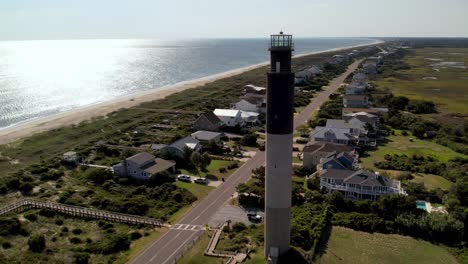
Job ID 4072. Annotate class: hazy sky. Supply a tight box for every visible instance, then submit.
[1,0,467,40]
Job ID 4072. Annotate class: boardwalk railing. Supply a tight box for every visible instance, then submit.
[0,199,164,227]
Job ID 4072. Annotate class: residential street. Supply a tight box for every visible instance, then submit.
[129,59,363,264]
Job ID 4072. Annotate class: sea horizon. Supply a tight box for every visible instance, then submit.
[0,37,379,130]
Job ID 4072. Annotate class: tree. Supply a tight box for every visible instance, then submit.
[190,152,202,169]
[240,133,258,147]
[389,96,409,111]
[298,124,311,137]
[182,146,194,165]
[148,171,175,187]
[200,153,212,171]
[28,234,46,253]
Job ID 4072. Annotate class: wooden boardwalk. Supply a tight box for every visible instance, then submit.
[0,199,164,227]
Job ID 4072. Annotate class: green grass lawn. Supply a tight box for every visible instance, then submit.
[180,159,242,180]
[360,130,467,170]
[372,47,468,115]
[317,227,458,264]
[412,173,453,191]
[175,181,214,200]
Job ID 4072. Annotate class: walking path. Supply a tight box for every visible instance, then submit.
[129,59,363,264]
[0,199,164,227]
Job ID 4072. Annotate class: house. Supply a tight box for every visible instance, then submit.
[162,136,202,159]
[309,126,355,145]
[113,152,176,180]
[214,109,244,127]
[343,112,380,129]
[244,84,266,95]
[345,82,366,95]
[319,169,406,200]
[352,72,368,84]
[363,61,378,74]
[191,131,223,143]
[325,119,367,137]
[240,111,260,125]
[343,95,369,108]
[302,142,354,169]
[193,112,223,131]
[151,144,167,152]
[232,94,266,113]
[342,107,388,116]
[295,65,322,86]
[63,151,79,164]
[317,151,358,171]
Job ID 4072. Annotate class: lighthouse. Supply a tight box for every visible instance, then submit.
[264,32,294,261]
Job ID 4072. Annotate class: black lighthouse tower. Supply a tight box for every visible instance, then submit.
[264,32,295,261]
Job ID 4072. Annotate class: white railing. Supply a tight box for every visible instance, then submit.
[321,182,406,196]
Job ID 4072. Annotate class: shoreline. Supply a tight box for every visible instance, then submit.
[0,39,382,145]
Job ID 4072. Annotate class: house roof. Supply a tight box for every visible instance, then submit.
[321,152,356,169]
[342,108,386,114]
[303,142,354,154]
[244,84,266,92]
[320,169,399,188]
[169,136,200,152]
[127,152,155,166]
[142,158,175,175]
[198,112,222,125]
[310,126,353,141]
[239,94,265,105]
[344,95,367,100]
[326,119,366,131]
[214,109,241,117]
[191,131,222,141]
[151,144,167,151]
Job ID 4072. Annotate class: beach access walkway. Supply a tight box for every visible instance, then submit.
[129,59,364,264]
[0,198,164,227]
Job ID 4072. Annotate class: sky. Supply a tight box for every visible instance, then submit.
[0,0,467,40]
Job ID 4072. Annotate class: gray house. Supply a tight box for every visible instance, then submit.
[191,131,223,143]
[317,151,358,171]
[302,142,355,169]
[162,136,202,159]
[193,112,223,132]
[319,169,406,200]
[343,95,369,108]
[309,126,355,145]
[113,152,176,180]
[343,112,380,129]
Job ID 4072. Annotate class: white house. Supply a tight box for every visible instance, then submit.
[232,94,266,113]
[343,95,369,108]
[214,109,244,127]
[113,152,176,180]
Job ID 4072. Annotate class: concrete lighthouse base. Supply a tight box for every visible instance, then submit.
[265,133,293,259]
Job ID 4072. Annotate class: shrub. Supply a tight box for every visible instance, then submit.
[73,253,90,264]
[70,237,82,244]
[129,231,142,240]
[2,241,12,249]
[296,138,308,144]
[72,228,82,235]
[232,222,247,233]
[61,227,69,233]
[28,234,46,253]
[24,212,38,222]
[55,219,64,226]
[39,208,56,218]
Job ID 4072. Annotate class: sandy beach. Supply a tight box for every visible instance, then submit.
[0,40,382,145]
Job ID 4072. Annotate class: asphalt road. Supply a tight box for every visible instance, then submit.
[129,59,363,264]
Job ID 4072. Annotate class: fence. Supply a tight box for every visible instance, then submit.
[0,199,163,227]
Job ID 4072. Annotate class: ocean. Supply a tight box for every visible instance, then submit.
[0,38,377,129]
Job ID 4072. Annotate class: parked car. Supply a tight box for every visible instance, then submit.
[177,174,192,182]
[247,213,262,223]
[194,177,208,185]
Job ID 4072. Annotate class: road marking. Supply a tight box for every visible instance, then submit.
[161,231,200,264]
[149,231,182,262]
[170,224,202,231]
